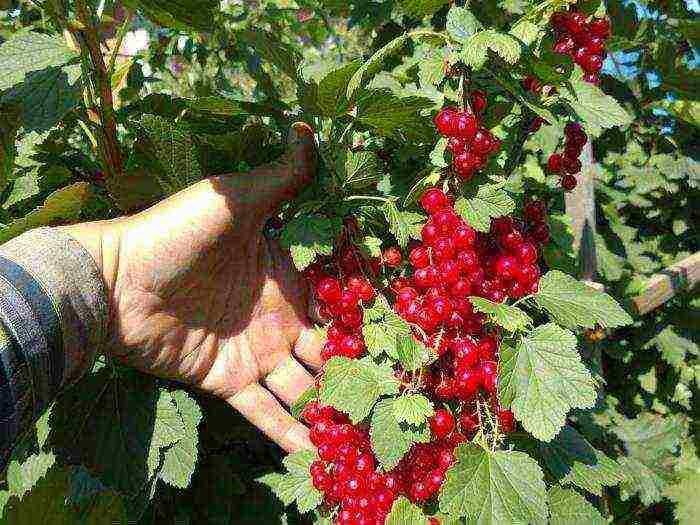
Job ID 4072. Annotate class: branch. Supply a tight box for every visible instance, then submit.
[73,0,123,178]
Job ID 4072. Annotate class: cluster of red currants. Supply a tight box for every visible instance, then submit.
[550,10,611,84]
[546,122,588,191]
[433,91,501,181]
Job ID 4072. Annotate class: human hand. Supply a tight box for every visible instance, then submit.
[61,123,322,452]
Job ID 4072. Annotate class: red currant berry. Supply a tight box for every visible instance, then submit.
[589,18,611,39]
[434,107,457,136]
[583,73,600,84]
[522,76,541,94]
[498,408,516,433]
[459,409,479,434]
[453,111,478,140]
[523,200,547,223]
[316,277,342,304]
[448,278,472,298]
[313,470,333,491]
[471,128,494,156]
[470,89,488,114]
[563,156,582,174]
[494,254,519,279]
[480,360,498,393]
[553,36,575,55]
[421,222,440,245]
[515,241,538,264]
[547,153,564,173]
[447,136,467,154]
[420,188,450,215]
[580,53,603,74]
[455,368,481,399]
[429,409,456,440]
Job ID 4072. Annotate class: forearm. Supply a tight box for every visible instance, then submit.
[0,228,108,470]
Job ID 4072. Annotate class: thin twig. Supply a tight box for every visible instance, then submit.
[107,11,132,77]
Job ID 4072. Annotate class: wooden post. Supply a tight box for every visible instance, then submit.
[632,252,700,315]
[565,142,602,289]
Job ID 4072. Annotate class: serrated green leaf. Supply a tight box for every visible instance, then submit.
[317,60,362,116]
[532,270,633,329]
[399,0,450,18]
[510,19,541,46]
[397,335,432,372]
[0,32,78,92]
[417,47,447,87]
[362,297,412,359]
[654,326,698,370]
[371,398,430,471]
[6,453,56,498]
[510,324,597,441]
[347,35,410,100]
[540,425,625,496]
[438,444,547,524]
[446,6,483,42]
[392,394,434,426]
[430,137,448,168]
[561,79,632,136]
[469,297,532,332]
[460,30,522,70]
[134,114,202,194]
[280,215,343,271]
[383,201,426,247]
[320,356,400,424]
[0,104,20,188]
[3,165,72,210]
[357,90,435,141]
[260,450,322,514]
[1,64,81,132]
[617,456,666,505]
[454,184,515,232]
[548,486,605,525]
[386,496,427,525]
[158,390,202,489]
[0,182,92,244]
[358,235,383,258]
[497,341,517,408]
[338,149,382,189]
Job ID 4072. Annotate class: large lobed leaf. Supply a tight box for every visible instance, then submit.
[469,297,532,332]
[320,356,400,424]
[370,398,430,471]
[123,0,220,32]
[532,270,633,329]
[561,79,632,136]
[280,215,343,271]
[258,450,322,514]
[454,184,515,232]
[501,324,597,441]
[547,486,605,525]
[438,443,548,524]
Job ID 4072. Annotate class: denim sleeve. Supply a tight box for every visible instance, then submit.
[0,228,108,470]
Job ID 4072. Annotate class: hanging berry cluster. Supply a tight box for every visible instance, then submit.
[546,122,589,191]
[550,10,611,84]
[433,91,501,181]
[300,173,552,522]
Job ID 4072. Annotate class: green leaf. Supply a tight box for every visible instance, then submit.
[0,104,20,188]
[510,19,541,46]
[347,35,410,100]
[337,149,382,189]
[383,201,426,247]
[665,472,700,525]
[280,215,343,271]
[548,486,605,525]
[438,443,548,524]
[357,90,435,141]
[392,394,435,426]
[239,29,302,79]
[0,32,78,92]
[6,453,56,498]
[259,450,322,514]
[320,356,400,424]
[317,60,362,116]
[561,79,632,136]
[4,165,72,210]
[158,390,202,489]
[134,114,202,194]
[654,326,698,370]
[1,65,81,132]
[510,324,597,441]
[460,31,522,70]
[397,335,432,372]
[386,496,427,525]
[469,297,532,332]
[539,425,625,496]
[532,270,633,329]
[370,398,430,471]
[362,297,412,358]
[123,0,220,32]
[0,182,92,244]
[430,138,448,168]
[497,342,517,408]
[358,235,383,258]
[618,457,666,505]
[446,6,483,42]
[454,184,515,232]
[46,370,161,497]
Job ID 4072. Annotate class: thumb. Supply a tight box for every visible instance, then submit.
[233,122,317,218]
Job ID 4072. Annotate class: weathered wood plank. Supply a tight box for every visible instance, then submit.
[632,252,700,315]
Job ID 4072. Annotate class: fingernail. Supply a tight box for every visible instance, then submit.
[287,121,315,148]
[288,122,317,181]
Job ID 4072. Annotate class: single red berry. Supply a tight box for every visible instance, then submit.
[514,241,538,264]
[340,309,363,329]
[453,150,483,180]
[564,143,583,160]
[452,337,480,368]
[565,11,587,34]
[420,188,450,214]
[550,11,569,32]
[397,286,419,305]
[565,122,587,146]
[522,76,541,94]
[562,174,578,191]
[429,518,441,525]
[438,260,460,284]
[587,36,606,55]
[429,409,456,440]
[529,116,545,133]
[409,481,430,503]
[478,335,498,361]
[316,277,342,304]
[524,199,547,223]
[583,73,600,84]
[480,360,498,393]
[573,46,589,64]
[338,289,360,313]
[459,409,479,434]
[498,408,516,433]
[432,237,455,262]
[382,246,402,267]
[433,209,460,234]
[434,376,456,400]
[580,53,603,74]
[494,254,519,280]
[500,229,524,251]
[448,278,472,298]
[455,368,481,400]
[434,107,457,136]
[471,128,494,156]
[589,18,611,38]
[453,111,478,140]
[547,154,564,174]
[312,469,333,491]
[421,222,440,245]
[447,136,467,154]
